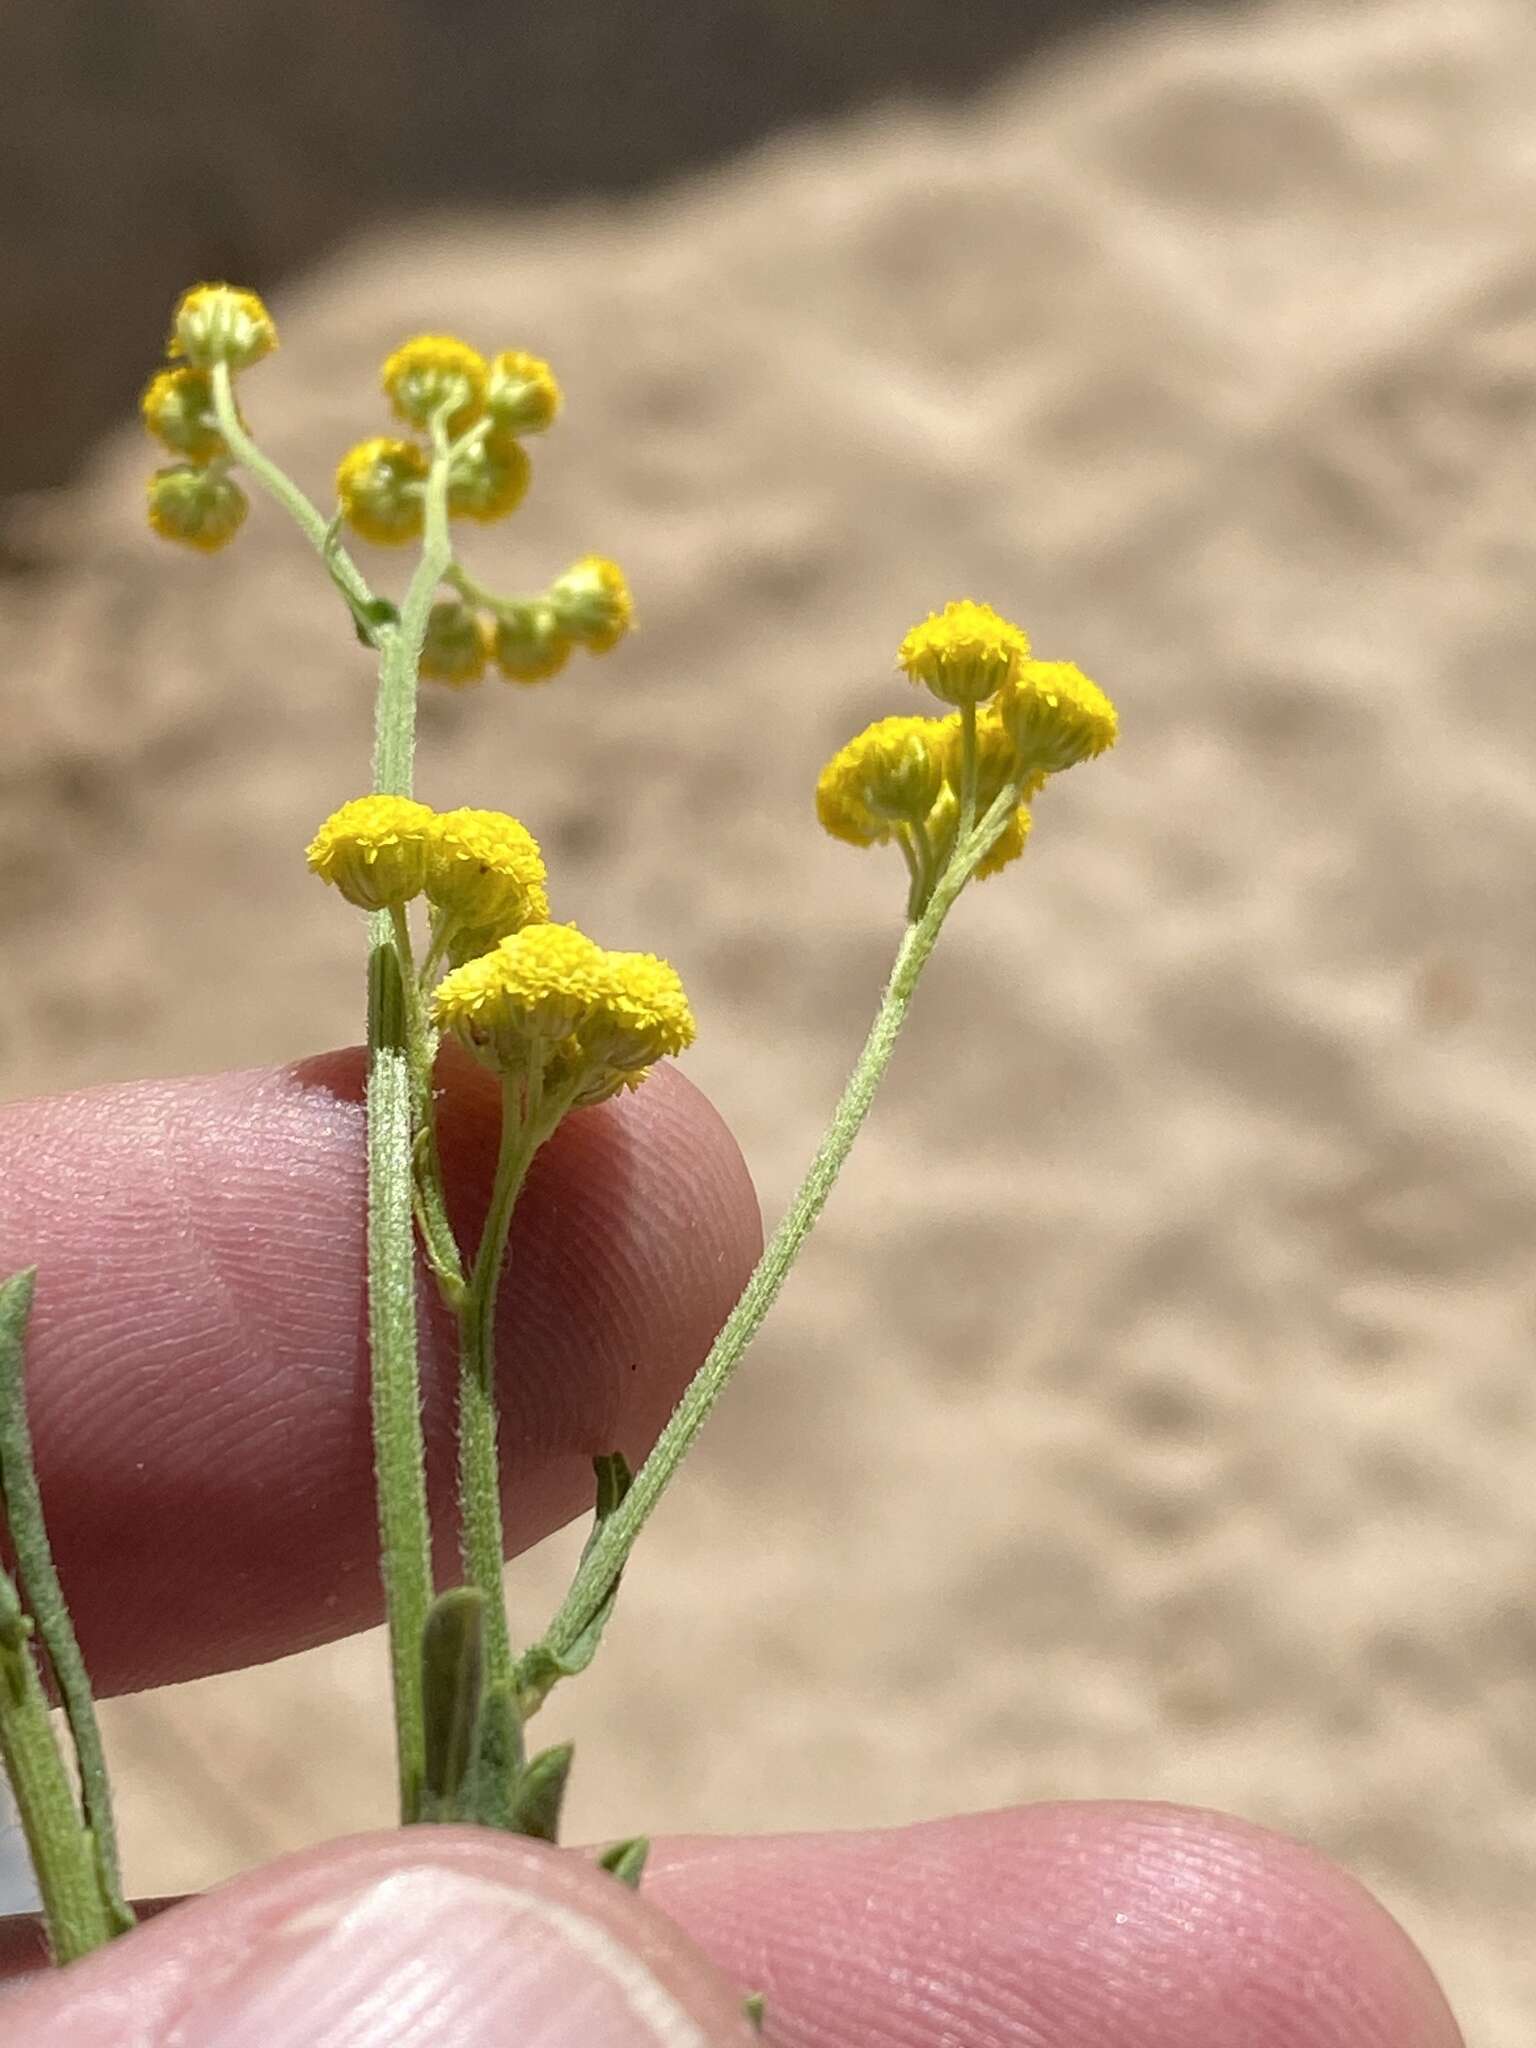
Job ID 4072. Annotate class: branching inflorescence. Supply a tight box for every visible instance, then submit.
[0,283,1118,1961]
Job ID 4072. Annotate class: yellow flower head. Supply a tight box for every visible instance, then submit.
[306,795,435,911]
[419,601,491,686]
[816,716,946,848]
[145,464,248,551]
[447,430,531,523]
[336,437,428,546]
[140,367,228,463]
[168,284,277,371]
[557,950,697,1106]
[898,600,1031,707]
[381,335,487,434]
[434,923,606,1065]
[493,605,572,685]
[434,925,695,1098]
[547,555,634,653]
[997,659,1118,775]
[424,808,549,932]
[486,351,562,435]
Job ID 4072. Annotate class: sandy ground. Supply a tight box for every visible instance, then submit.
[2,0,1535,2037]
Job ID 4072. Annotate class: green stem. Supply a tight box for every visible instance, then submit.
[391,908,465,1308]
[0,1271,131,1935]
[0,1567,112,1963]
[365,929,433,1822]
[445,562,528,619]
[458,1074,545,1697]
[355,412,461,1823]
[534,853,975,1666]
[957,698,979,843]
[207,362,379,628]
[376,410,456,795]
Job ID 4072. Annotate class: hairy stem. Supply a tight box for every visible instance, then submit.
[207,362,379,627]
[0,1567,112,1963]
[0,1272,131,1935]
[457,1075,544,1697]
[360,404,459,1821]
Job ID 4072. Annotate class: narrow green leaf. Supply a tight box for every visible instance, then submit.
[0,1269,132,1933]
[743,1992,766,2033]
[596,1835,649,1889]
[455,1678,524,1829]
[419,1589,484,1822]
[515,1453,634,1715]
[508,1741,574,1844]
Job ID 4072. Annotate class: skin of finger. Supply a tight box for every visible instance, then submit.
[0,1050,760,1694]
[640,1803,1465,2048]
[0,1804,1464,2045]
[0,1829,755,2046]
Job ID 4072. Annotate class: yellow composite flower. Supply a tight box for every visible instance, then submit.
[433,924,695,1100]
[145,464,248,551]
[306,795,436,910]
[492,606,572,684]
[168,284,277,371]
[424,809,549,932]
[898,599,1031,707]
[997,659,1118,775]
[381,334,487,435]
[486,351,562,435]
[447,430,531,523]
[816,716,946,847]
[434,923,607,1062]
[335,437,429,546]
[547,556,634,653]
[418,601,491,686]
[140,367,227,463]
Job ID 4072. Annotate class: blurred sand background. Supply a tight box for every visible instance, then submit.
[2,0,1535,2038]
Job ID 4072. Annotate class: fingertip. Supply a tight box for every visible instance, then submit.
[0,1830,755,2047]
[644,1802,1464,2048]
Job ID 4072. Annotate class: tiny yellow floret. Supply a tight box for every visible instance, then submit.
[493,606,572,685]
[336,437,429,546]
[140,367,227,463]
[168,284,277,371]
[145,464,248,551]
[381,335,487,435]
[547,556,634,653]
[898,600,1031,708]
[424,809,549,932]
[558,950,696,1105]
[486,351,562,435]
[419,601,491,686]
[306,795,435,911]
[997,659,1118,774]
[447,430,531,523]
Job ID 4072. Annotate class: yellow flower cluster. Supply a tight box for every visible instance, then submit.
[305,795,548,933]
[334,333,562,548]
[142,284,277,551]
[433,923,695,1107]
[818,601,1117,899]
[306,795,692,1105]
[422,562,635,691]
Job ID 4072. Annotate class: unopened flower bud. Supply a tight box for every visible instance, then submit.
[485,351,562,435]
[145,464,248,551]
[169,284,277,371]
[547,555,633,653]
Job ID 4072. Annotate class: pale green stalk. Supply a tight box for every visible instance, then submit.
[0,1271,130,1934]
[207,363,379,629]
[528,792,1017,1669]
[457,1074,546,1696]
[0,1569,112,1963]
[359,406,460,1819]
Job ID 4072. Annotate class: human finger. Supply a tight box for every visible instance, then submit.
[0,1048,759,1692]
